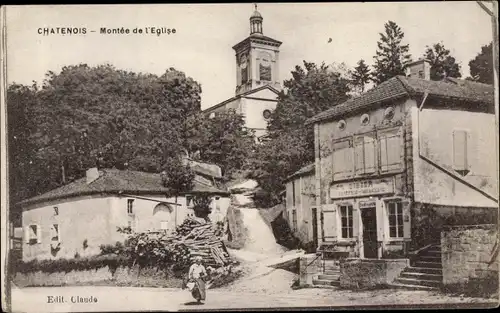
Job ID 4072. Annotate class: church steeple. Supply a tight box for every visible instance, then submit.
[232,4,282,95]
[250,3,263,35]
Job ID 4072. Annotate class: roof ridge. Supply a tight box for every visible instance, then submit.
[395,75,416,94]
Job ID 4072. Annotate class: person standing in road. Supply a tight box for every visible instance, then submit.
[188,256,207,303]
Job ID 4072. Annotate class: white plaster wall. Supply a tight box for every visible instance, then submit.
[22,196,113,261]
[412,107,498,207]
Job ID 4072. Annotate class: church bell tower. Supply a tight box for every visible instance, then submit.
[233,4,282,96]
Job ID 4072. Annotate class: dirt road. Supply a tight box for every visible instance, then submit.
[10,285,497,312]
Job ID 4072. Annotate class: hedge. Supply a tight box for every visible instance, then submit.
[14,254,129,274]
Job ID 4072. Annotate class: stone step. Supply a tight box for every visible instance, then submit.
[419,255,442,263]
[389,282,439,291]
[312,279,340,287]
[308,284,338,289]
[405,266,442,275]
[394,277,441,288]
[420,251,441,257]
[317,274,340,280]
[415,261,442,269]
[400,271,442,281]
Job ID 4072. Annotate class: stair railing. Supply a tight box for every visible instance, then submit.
[408,242,440,265]
[304,253,322,272]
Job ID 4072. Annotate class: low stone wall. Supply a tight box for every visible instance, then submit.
[13,265,183,288]
[339,258,408,289]
[298,254,322,287]
[441,224,499,295]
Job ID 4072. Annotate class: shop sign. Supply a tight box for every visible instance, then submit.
[330,178,394,199]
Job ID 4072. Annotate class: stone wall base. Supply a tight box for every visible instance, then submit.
[339,258,409,290]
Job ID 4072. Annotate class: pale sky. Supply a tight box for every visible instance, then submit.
[6,3,494,110]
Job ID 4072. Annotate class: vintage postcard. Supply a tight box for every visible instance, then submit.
[1,2,499,312]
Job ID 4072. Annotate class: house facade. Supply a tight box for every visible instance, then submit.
[284,164,318,251]
[203,7,282,141]
[306,59,498,259]
[20,165,230,261]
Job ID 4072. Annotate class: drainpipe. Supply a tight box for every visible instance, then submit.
[417,91,429,155]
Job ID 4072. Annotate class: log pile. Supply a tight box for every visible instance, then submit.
[175,218,232,268]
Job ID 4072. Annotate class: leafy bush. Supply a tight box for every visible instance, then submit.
[14,254,128,274]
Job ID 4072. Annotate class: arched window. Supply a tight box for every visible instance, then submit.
[259,52,272,81]
[153,203,174,232]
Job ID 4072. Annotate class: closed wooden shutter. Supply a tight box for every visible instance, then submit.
[354,137,365,175]
[355,135,376,174]
[333,140,353,179]
[364,136,376,173]
[380,131,401,172]
[352,206,360,240]
[322,205,337,241]
[24,226,30,244]
[376,205,384,242]
[36,224,42,243]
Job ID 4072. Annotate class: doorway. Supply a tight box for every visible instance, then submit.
[361,207,378,258]
[311,207,318,251]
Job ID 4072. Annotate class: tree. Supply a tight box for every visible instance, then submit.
[187,111,256,179]
[249,61,351,207]
[8,64,203,209]
[424,42,462,80]
[468,42,494,84]
[351,59,371,93]
[268,61,351,135]
[372,21,412,85]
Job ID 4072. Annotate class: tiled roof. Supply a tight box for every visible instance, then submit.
[285,163,315,182]
[19,169,229,207]
[307,76,494,124]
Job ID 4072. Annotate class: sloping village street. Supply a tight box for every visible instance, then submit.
[4,3,499,312]
[11,285,497,312]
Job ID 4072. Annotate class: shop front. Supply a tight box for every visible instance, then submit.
[322,176,411,259]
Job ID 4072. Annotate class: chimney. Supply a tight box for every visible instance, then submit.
[407,58,431,80]
[86,167,100,184]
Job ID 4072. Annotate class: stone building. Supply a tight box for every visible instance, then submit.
[283,163,318,251]
[203,6,282,141]
[19,162,230,261]
[305,59,498,259]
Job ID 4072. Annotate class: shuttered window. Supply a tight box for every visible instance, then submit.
[340,205,354,238]
[355,134,376,175]
[388,201,404,238]
[453,130,469,176]
[379,129,401,172]
[332,139,353,179]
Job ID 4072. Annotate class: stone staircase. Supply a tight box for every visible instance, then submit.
[312,259,341,288]
[392,244,443,290]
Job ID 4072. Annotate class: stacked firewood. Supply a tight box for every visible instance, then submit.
[175,218,232,268]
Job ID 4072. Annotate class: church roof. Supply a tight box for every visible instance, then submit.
[250,10,262,19]
[202,84,280,113]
